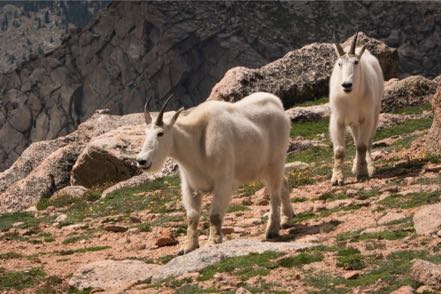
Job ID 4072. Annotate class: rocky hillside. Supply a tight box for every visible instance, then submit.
[0,78,440,293]
[0,1,109,73]
[1,1,441,171]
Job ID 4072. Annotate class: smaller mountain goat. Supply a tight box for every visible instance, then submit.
[137,93,294,254]
[329,31,384,185]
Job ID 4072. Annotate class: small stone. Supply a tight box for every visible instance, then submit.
[437,230,441,237]
[313,203,326,212]
[221,227,235,235]
[12,221,25,228]
[233,227,245,233]
[390,285,414,294]
[256,198,269,206]
[236,286,252,294]
[254,187,269,200]
[80,239,86,244]
[154,228,178,247]
[129,215,142,223]
[416,285,435,293]
[104,225,128,233]
[403,177,416,185]
[378,212,407,225]
[371,150,384,161]
[199,235,208,240]
[351,183,364,190]
[413,203,441,235]
[284,161,310,172]
[379,185,399,193]
[411,259,441,288]
[343,271,359,280]
[55,214,68,223]
[345,189,358,196]
[424,163,441,173]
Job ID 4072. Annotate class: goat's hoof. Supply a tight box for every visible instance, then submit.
[281,216,294,229]
[265,231,280,241]
[178,242,199,255]
[207,236,223,245]
[331,179,344,186]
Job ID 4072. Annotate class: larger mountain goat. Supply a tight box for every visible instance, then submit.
[136,92,294,254]
[329,31,384,186]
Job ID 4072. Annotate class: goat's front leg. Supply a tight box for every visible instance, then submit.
[352,121,372,181]
[208,180,233,245]
[265,171,284,240]
[179,179,202,255]
[330,115,346,186]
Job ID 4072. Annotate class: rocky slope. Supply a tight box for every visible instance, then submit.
[1,1,441,171]
[0,84,440,292]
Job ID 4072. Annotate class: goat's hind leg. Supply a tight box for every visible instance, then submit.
[280,177,295,229]
[264,166,284,240]
[179,179,202,255]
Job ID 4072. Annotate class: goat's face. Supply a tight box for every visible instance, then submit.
[136,95,183,172]
[335,54,361,94]
[333,31,367,94]
[137,122,173,172]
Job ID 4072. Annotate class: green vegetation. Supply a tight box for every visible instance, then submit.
[0,252,22,260]
[138,222,152,232]
[277,251,323,268]
[379,191,439,209]
[238,182,264,197]
[290,120,329,140]
[375,117,432,141]
[198,251,282,281]
[62,233,94,244]
[50,176,181,225]
[337,229,411,243]
[0,211,40,232]
[318,191,346,201]
[307,250,441,293]
[0,267,46,290]
[294,97,328,107]
[37,191,101,211]
[227,203,250,213]
[57,246,111,256]
[391,103,432,115]
[336,247,366,270]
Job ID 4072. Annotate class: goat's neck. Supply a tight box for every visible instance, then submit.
[169,125,201,167]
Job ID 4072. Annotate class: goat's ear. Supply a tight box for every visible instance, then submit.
[169,107,184,126]
[357,44,368,58]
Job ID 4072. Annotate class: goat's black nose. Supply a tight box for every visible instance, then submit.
[342,82,352,89]
[137,159,147,165]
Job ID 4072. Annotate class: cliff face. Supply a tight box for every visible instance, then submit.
[0,1,440,171]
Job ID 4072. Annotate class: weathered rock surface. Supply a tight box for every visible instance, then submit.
[428,82,441,154]
[413,203,441,235]
[0,110,174,212]
[52,185,89,201]
[207,32,398,108]
[69,260,161,291]
[1,2,441,172]
[382,76,438,112]
[286,103,330,122]
[411,259,441,290]
[151,239,314,282]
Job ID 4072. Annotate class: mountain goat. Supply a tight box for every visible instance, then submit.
[329,31,384,185]
[136,93,294,254]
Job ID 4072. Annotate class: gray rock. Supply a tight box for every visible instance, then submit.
[52,186,89,201]
[411,259,441,290]
[382,75,438,112]
[207,32,397,108]
[69,260,162,291]
[151,239,314,282]
[286,103,330,122]
[427,82,441,154]
[414,204,441,235]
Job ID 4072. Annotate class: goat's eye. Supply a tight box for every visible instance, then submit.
[157,132,164,137]
[338,62,342,67]
[354,60,359,65]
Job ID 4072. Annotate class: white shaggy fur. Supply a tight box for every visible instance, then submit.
[137,92,293,254]
[329,35,384,185]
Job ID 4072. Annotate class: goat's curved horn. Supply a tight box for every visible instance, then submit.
[333,32,345,56]
[156,94,174,126]
[144,96,153,124]
[349,30,359,55]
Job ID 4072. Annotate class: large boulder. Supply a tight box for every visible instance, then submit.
[428,82,441,154]
[413,203,441,235]
[151,239,314,282]
[382,75,438,112]
[411,259,441,290]
[69,260,161,291]
[207,32,398,108]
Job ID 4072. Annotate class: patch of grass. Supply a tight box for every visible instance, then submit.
[67,287,91,294]
[36,275,64,294]
[57,245,111,256]
[277,251,323,268]
[375,117,432,141]
[0,252,22,260]
[290,119,329,140]
[318,192,346,201]
[295,97,328,107]
[286,169,316,187]
[227,203,250,213]
[198,251,282,281]
[157,254,176,265]
[391,103,432,115]
[138,222,152,232]
[379,191,439,209]
[62,233,93,244]
[238,182,264,197]
[291,197,308,203]
[58,176,181,224]
[336,247,366,270]
[0,212,39,232]
[0,267,46,290]
[355,188,379,200]
[337,228,410,243]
